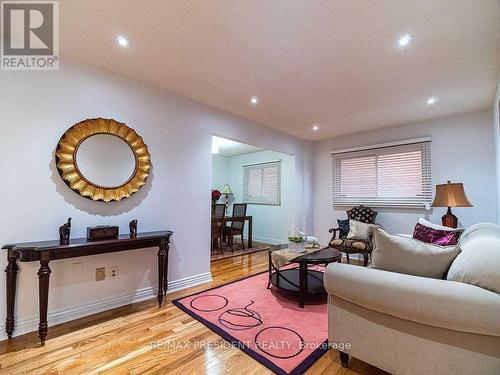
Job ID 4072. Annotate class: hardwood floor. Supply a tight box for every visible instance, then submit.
[0,251,385,374]
[210,240,272,261]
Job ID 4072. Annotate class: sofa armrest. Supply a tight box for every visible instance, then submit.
[324,263,500,337]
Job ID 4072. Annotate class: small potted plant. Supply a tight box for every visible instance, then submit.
[212,189,221,204]
[288,235,306,253]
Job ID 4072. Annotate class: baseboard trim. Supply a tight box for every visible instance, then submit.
[167,272,213,293]
[0,271,212,341]
[253,236,286,245]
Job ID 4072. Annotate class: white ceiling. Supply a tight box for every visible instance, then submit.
[212,136,262,157]
[59,0,500,140]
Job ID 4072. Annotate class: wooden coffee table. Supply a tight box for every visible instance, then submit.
[268,247,342,307]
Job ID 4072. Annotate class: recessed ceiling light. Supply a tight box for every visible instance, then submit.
[396,34,412,47]
[427,96,438,105]
[115,35,130,47]
[312,124,319,131]
[250,96,258,104]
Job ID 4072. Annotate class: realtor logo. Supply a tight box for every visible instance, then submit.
[1,1,59,70]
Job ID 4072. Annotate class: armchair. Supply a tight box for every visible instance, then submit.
[328,205,378,266]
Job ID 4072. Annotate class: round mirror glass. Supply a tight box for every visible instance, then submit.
[76,134,136,188]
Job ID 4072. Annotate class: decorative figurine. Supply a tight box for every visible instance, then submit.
[129,219,138,238]
[59,218,72,245]
[296,227,320,248]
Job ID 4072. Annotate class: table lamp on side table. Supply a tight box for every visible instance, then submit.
[222,184,233,215]
[431,180,473,228]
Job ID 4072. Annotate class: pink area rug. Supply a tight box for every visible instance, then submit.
[173,271,328,375]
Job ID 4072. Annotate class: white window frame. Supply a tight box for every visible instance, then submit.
[242,160,281,206]
[331,138,432,209]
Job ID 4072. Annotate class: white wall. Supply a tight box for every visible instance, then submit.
[212,154,229,191]
[226,150,295,244]
[494,76,500,224]
[313,110,497,245]
[0,60,313,338]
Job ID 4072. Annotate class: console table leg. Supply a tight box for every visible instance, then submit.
[37,256,51,346]
[5,250,19,339]
[157,244,166,307]
[163,243,169,296]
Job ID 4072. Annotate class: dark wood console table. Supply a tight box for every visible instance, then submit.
[2,230,172,345]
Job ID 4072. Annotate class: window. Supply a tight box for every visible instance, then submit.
[243,161,281,205]
[332,139,431,208]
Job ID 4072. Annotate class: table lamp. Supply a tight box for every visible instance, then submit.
[222,184,233,215]
[431,180,472,228]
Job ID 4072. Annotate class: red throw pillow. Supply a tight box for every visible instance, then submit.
[412,223,460,246]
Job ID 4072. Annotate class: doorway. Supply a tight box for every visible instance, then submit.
[211,135,294,261]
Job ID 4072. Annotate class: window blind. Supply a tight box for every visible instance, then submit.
[243,161,281,205]
[332,140,431,208]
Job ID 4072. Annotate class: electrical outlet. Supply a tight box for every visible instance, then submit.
[95,267,105,281]
[109,266,118,279]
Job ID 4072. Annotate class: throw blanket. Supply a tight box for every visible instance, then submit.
[271,246,324,269]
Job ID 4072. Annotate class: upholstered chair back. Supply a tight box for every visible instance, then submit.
[346,205,378,224]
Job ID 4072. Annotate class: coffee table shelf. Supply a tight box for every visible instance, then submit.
[270,269,325,294]
[268,247,342,307]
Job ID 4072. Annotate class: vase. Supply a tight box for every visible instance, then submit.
[289,242,305,253]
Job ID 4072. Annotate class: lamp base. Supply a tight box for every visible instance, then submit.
[224,193,230,215]
[442,207,458,229]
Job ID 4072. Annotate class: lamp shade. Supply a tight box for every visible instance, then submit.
[222,184,233,195]
[431,181,472,208]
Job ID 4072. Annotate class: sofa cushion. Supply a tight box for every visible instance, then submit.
[371,227,460,279]
[337,219,350,238]
[330,238,368,251]
[418,218,463,232]
[413,222,461,246]
[447,223,500,294]
[346,220,374,241]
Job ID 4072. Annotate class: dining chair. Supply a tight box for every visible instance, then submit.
[211,204,226,254]
[223,203,247,252]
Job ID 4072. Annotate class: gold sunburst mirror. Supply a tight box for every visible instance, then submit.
[56,118,151,202]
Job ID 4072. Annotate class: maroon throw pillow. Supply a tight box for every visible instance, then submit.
[412,223,460,246]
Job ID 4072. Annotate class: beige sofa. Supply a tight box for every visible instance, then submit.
[324,223,500,375]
